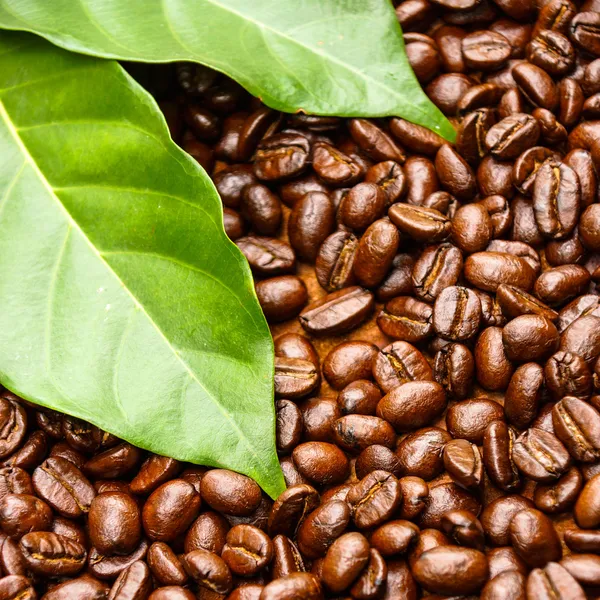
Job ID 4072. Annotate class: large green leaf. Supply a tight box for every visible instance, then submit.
[0,31,284,499]
[0,0,455,141]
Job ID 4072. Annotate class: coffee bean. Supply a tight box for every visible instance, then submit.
[481,495,535,546]
[299,286,374,336]
[312,142,363,187]
[536,0,576,35]
[512,428,571,482]
[377,253,415,301]
[253,133,309,182]
[0,468,32,501]
[513,62,558,111]
[297,500,351,559]
[412,546,489,595]
[276,400,302,454]
[364,160,407,204]
[0,494,52,539]
[321,532,370,593]
[376,296,433,342]
[412,243,463,302]
[564,529,600,553]
[571,11,600,56]
[465,251,536,292]
[347,471,402,529]
[84,443,142,480]
[559,78,584,128]
[433,343,474,400]
[182,549,232,594]
[184,511,228,555]
[389,118,445,156]
[534,466,583,514]
[419,482,481,529]
[147,543,188,586]
[255,275,307,322]
[396,427,451,481]
[288,192,335,262]
[20,532,86,576]
[486,114,540,160]
[408,528,450,569]
[527,562,585,600]
[353,218,400,288]
[292,442,349,486]
[334,415,395,452]
[560,314,600,365]
[552,396,600,462]
[535,264,591,307]
[0,575,36,600]
[236,237,295,277]
[509,508,562,567]
[388,204,449,243]
[221,524,273,577]
[575,473,600,528]
[348,119,406,163]
[444,438,484,490]
[496,284,557,321]
[315,231,358,292]
[441,509,485,550]
[323,341,377,391]
[475,326,515,391]
[377,381,446,432]
[481,570,526,600]
[0,399,26,460]
[433,286,482,341]
[371,520,420,557]
[201,471,261,518]
[403,155,440,204]
[483,421,520,492]
[339,183,386,232]
[435,144,477,201]
[504,362,544,429]
[260,573,322,600]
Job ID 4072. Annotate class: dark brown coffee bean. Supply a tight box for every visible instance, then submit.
[267,484,318,539]
[412,243,463,302]
[559,78,584,128]
[253,133,309,182]
[412,546,488,595]
[274,357,319,400]
[432,286,481,342]
[483,421,520,492]
[376,296,433,342]
[504,363,544,429]
[288,192,334,262]
[129,456,181,497]
[571,12,600,56]
[396,427,451,481]
[446,398,504,444]
[513,428,571,482]
[292,442,349,486]
[496,284,557,321]
[408,528,450,570]
[348,119,406,163]
[321,532,370,593]
[350,547,387,598]
[347,471,402,529]
[241,184,282,236]
[535,0,576,35]
[560,314,600,365]
[528,30,574,77]
[513,62,558,111]
[512,147,559,196]
[260,573,322,600]
[487,548,527,580]
[564,529,600,553]
[404,156,440,205]
[271,535,304,580]
[364,160,407,205]
[356,445,401,481]
[333,415,395,453]
[337,380,381,417]
[465,251,535,292]
[84,443,142,480]
[444,438,484,490]
[323,342,378,392]
[213,165,257,209]
[315,231,358,292]
[0,575,35,600]
[433,343,474,400]
[255,275,307,323]
[182,549,232,594]
[475,326,514,391]
[377,254,415,302]
[339,183,386,232]
[300,287,374,336]
[503,314,559,363]
[3,430,46,471]
[147,587,196,600]
[535,264,591,306]
[312,143,363,187]
[0,494,52,539]
[527,562,585,600]
[434,145,476,203]
[405,33,441,84]
[481,495,535,546]
[353,218,400,288]
[486,114,540,160]
[559,553,600,588]
[0,468,32,501]
[20,532,86,576]
[534,466,583,515]
[147,543,188,587]
[451,204,493,254]
[481,570,526,600]
[441,510,485,551]
[236,237,295,277]
[274,333,318,370]
[388,204,449,244]
[184,511,229,555]
[419,482,481,530]
[552,396,600,462]
[580,204,600,251]
[221,525,273,577]
[276,400,302,454]
[45,574,109,599]
[371,520,419,558]
[389,118,445,156]
[510,508,562,567]
[377,381,446,432]
[0,399,26,460]
[297,500,351,559]
[575,473,600,528]
[462,31,511,71]
[478,156,515,201]
[201,470,261,518]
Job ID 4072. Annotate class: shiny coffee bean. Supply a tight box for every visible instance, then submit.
[444,438,484,490]
[274,357,319,399]
[483,421,520,492]
[509,508,562,567]
[534,466,583,514]
[513,428,571,482]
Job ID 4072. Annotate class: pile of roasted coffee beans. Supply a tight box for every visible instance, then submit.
[2,1,600,598]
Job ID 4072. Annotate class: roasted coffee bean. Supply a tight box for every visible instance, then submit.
[213,165,257,209]
[487,547,527,579]
[321,532,369,593]
[337,380,381,417]
[377,381,446,432]
[528,30,575,76]
[481,570,526,600]
[451,204,493,254]
[323,341,377,391]
[373,341,432,394]
[347,471,402,529]
[339,183,386,232]
[502,315,559,362]
[241,184,282,236]
[276,400,302,454]
[388,204,449,243]
[509,508,562,567]
[364,160,407,204]
[444,438,484,490]
[535,0,576,35]
[560,314,600,364]
[300,397,339,443]
[355,445,401,480]
[504,363,544,429]
[376,296,433,342]
[201,471,261,518]
[441,509,485,550]
[433,286,481,342]
[0,575,36,600]
[412,546,489,595]
[0,399,26,460]
[20,532,86,576]
[481,495,535,546]
[465,251,535,292]
[389,118,444,156]
[526,562,585,600]
[312,142,363,187]
[221,525,273,577]
[474,289,506,328]
[0,468,32,502]
[407,528,450,569]
[236,237,295,277]
[575,473,600,528]
[44,574,109,599]
[571,11,600,56]
[334,415,395,453]
[552,396,600,462]
[513,63,558,112]
[84,443,142,480]
[271,535,304,579]
[371,520,419,557]
[182,549,232,594]
[412,243,463,302]
[377,253,415,302]
[130,456,181,497]
[418,482,481,529]
[396,427,451,481]
[534,466,583,514]
[478,156,515,200]
[475,326,514,391]
[486,114,540,160]
[147,587,196,600]
[0,494,52,539]
[253,133,309,182]
[564,529,600,553]
[446,398,504,444]
[292,442,349,486]
[580,204,600,251]
[483,421,520,492]
[297,500,351,559]
[462,31,511,71]
[274,356,319,400]
[535,264,591,306]
[513,428,571,482]
[496,284,557,321]
[353,218,400,288]
[184,511,229,555]
[259,572,322,600]
[457,108,497,166]
[268,485,318,539]
[274,333,318,369]
[107,560,153,599]
[288,191,335,262]
[299,287,374,336]
[403,156,440,205]
[559,78,584,128]
[433,343,474,400]
[348,119,406,163]
[513,147,560,198]
[147,543,188,586]
[255,275,307,322]
[315,230,358,292]
[405,33,441,84]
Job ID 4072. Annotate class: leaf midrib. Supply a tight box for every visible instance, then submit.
[0,96,268,476]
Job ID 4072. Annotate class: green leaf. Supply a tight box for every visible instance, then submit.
[0,31,285,499]
[0,0,455,141]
